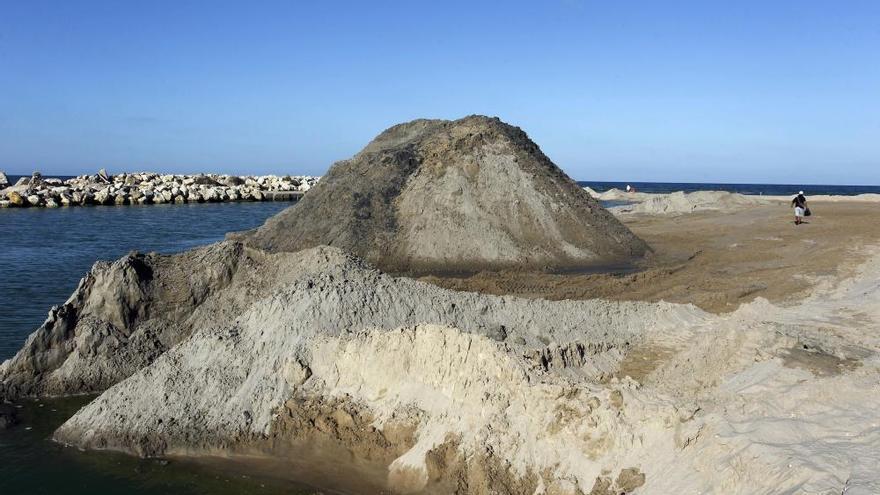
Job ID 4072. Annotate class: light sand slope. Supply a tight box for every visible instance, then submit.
[49,244,880,494]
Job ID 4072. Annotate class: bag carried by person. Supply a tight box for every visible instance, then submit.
[805,208,811,217]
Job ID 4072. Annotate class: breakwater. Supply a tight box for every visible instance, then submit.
[0,170,318,207]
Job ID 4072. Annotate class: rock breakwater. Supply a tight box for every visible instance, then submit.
[0,170,319,208]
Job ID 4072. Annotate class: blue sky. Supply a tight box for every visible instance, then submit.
[0,0,878,184]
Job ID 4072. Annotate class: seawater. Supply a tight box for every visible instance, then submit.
[1,397,316,495]
[576,180,880,195]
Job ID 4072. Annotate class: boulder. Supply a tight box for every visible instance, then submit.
[26,194,42,206]
[220,176,245,187]
[94,190,109,205]
[192,175,220,186]
[0,170,8,188]
[7,191,25,206]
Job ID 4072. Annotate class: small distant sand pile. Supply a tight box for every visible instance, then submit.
[585,188,779,216]
[612,190,774,215]
[234,116,648,272]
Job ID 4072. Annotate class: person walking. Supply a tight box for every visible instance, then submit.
[791,190,808,225]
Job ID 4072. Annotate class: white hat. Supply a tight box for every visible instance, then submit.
[799,190,804,195]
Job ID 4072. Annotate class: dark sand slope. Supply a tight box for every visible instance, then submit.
[233,115,648,273]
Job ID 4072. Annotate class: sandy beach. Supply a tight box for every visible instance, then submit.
[427,198,880,313]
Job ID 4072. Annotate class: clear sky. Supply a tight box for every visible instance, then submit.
[1,0,878,184]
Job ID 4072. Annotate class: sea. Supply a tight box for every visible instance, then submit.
[576,180,880,196]
[2,177,879,494]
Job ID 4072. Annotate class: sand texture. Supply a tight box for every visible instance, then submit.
[33,239,880,494]
[233,116,648,273]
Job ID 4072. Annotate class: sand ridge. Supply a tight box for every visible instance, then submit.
[35,242,880,494]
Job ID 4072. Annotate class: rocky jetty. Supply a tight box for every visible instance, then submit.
[234,115,648,273]
[0,170,318,208]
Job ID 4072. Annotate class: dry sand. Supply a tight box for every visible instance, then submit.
[425,200,880,313]
[235,116,647,273]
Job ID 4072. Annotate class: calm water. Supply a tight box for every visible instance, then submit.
[577,180,880,195]
[1,397,316,495]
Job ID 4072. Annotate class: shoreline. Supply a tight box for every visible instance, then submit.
[0,171,319,208]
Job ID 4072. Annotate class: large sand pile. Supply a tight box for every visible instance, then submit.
[234,116,647,272]
[2,242,873,494]
[587,188,777,215]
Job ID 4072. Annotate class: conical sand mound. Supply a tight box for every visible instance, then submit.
[236,115,648,272]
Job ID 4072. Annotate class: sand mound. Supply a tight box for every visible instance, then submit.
[43,245,698,491]
[585,187,779,215]
[31,244,880,494]
[607,190,775,215]
[0,243,365,398]
[5,239,880,493]
[233,116,648,272]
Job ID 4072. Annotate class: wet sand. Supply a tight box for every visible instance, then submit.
[422,201,880,313]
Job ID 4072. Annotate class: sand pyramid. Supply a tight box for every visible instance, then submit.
[237,115,648,272]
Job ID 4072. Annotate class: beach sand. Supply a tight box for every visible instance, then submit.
[423,200,880,313]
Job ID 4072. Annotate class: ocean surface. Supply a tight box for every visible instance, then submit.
[576,180,880,195]
[1,179,879,494]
